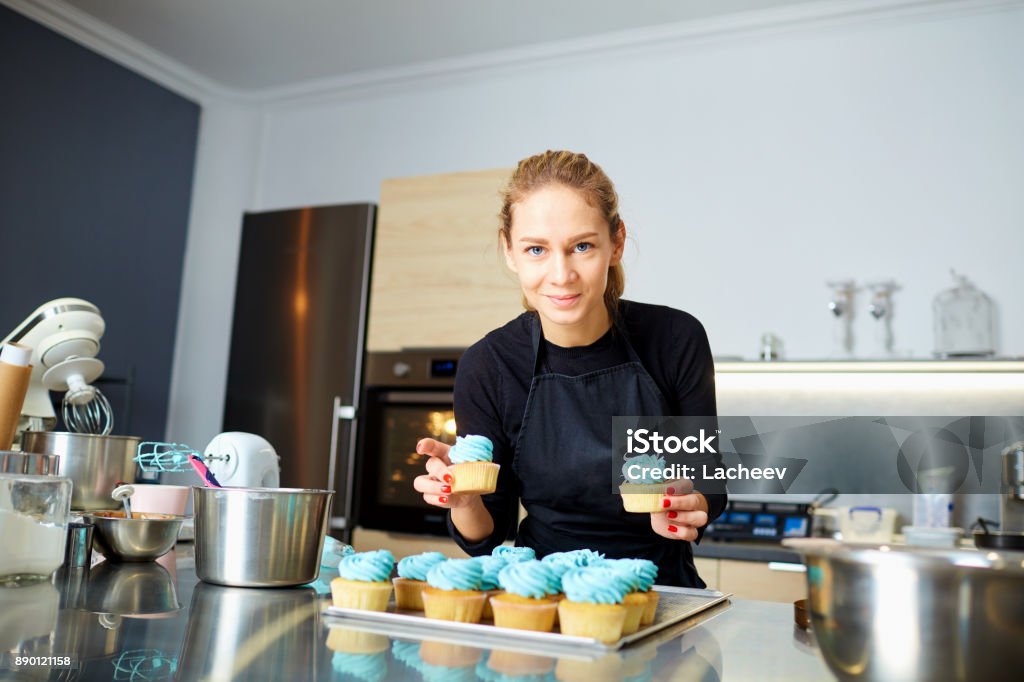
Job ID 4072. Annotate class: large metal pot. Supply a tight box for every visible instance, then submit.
[784,538,1024,682]
[193,486,333,587]
[21,432,140,510]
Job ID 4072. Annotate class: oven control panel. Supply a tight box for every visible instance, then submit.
[365,349,464,387]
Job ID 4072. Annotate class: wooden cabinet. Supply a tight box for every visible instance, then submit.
[701,558,806,603]
[366,168,522,352]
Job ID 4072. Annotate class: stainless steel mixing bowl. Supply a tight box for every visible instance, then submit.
[0,451,60,475]
[82,511,184,562]
[784,538,1024,682]
[21,432,140,509]
[193,486,333,587]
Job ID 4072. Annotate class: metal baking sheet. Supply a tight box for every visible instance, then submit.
[323,585,730,653]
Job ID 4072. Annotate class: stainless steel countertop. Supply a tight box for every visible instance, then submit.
[0,544,835,681]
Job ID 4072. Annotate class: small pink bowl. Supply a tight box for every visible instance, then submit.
[130,484,191,516]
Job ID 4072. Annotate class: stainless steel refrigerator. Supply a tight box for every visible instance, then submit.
[223,204,375,541]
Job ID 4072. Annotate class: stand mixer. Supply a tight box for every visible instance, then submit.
[2,298,113,436]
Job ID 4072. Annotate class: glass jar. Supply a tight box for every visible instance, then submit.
[933,271,995,357]
[0,473,72,586]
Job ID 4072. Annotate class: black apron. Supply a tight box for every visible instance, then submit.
[512,313,705,588]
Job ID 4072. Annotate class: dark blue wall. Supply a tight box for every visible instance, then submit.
[0,5,199,440]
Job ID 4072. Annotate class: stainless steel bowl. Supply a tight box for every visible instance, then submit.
[193,486,333,587]
[82,511,184,562]
[21,432,140,510]
[784,538,1024,682]
[0,451,60,475]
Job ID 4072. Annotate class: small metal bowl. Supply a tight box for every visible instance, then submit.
[81,511,185,562]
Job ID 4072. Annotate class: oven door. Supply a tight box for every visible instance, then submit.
[355,388,457,536]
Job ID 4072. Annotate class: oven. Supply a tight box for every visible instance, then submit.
[354,349,463,536]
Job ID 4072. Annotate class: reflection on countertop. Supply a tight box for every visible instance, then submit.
[0,543,834,681]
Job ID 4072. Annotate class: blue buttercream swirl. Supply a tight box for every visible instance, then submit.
[497,560,561,599]
[425,558,483,591]
[397,552,447,581]
[491,545,535,562]
[471,555,507,590]
[541,549,605,569]
[332,651,387,682]
[338,550,395,582]
[448,435,494,464]
[602,558,659,592]
[561,566,630,604]
[621,454,666,485]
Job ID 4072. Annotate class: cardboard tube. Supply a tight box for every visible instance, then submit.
[0,343,33,450]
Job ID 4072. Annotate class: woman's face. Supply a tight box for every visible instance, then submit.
[504,184,624,341]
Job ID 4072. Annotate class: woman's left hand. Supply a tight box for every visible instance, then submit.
[651,485,709,541]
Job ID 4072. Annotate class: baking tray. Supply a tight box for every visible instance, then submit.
[323,585,730,654]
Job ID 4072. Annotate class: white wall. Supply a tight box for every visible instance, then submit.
[167,3,1024,445]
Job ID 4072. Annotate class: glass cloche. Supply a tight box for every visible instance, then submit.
[933,270,995,357]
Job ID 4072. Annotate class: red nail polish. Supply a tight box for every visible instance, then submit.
[443,474,453,484]
[441,485,451,493]
[667,511,678,519]
[666,487,675,495]
[662,498,671,508]
[439,496,448,504]
[668,525,678,533]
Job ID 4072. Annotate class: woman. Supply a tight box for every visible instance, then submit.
[413,150,726,587]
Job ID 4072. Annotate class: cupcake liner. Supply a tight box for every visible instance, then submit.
[489,593,558,632]
[422,587,487,623]
[556,600,627,644]
[331,578,393,612]
[621,592,648,635]
[619,483,666,513]
[640,590,660,625]
[480,588,503,620]
[392,577,427,611]
[450,462,500,494]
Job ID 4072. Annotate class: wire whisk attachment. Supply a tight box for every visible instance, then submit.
[63,387,113,435]
[135,442,200,473]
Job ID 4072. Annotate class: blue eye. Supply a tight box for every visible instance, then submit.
[574,242,593,253]
[527,246,545,256]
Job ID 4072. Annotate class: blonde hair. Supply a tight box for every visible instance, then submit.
[499,150,625,314]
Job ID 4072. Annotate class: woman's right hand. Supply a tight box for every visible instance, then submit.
[413,438,476,509]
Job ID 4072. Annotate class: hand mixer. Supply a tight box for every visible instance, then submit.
[135,442,223,487]
[135,434,281,488]
[2,297,114,435]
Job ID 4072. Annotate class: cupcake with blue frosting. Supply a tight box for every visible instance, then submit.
[331,550,395,612]
[596,558,659,635]
[393,551,447,610]
[422,558,486,623]
[619,454,671,513]
[490,560,561,632]
[558,566,632,643]
[448,435,499,494]
[472,554,507,620]
[604,558,660,626]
